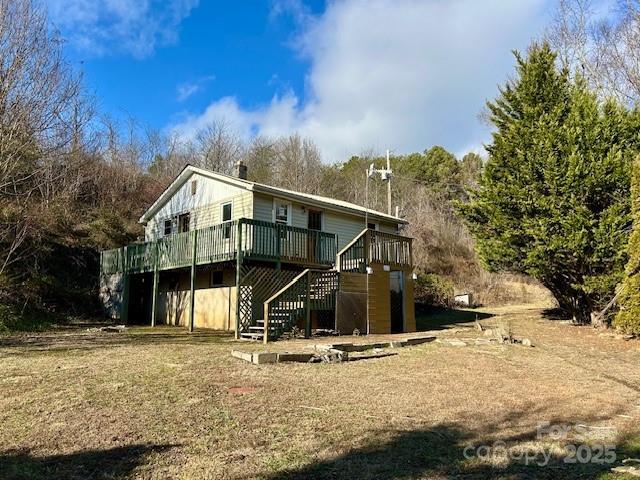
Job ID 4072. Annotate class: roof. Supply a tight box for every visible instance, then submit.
[139,165,408,225]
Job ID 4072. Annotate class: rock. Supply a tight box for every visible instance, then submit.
[521,338,533,347]
[615,334,635,341]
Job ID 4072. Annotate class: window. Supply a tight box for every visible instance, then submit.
[178,213,190,233]
[274,200,290,225]
[164,219,172,236]
[210,270,224,287]
[191,180,197,195]
[367,222,378,230]
[222,202,232,239]
[274,200,291,240]
[308,210,322,231]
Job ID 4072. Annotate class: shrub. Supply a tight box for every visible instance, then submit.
[414,274,454,307]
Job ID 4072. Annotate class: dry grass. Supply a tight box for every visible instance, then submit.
[1,302,639,479]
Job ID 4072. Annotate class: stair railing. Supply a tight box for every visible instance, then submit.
[263,269,310,344]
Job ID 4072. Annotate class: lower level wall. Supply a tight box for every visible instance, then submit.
[159,268,237,331]
[337,266,415,334]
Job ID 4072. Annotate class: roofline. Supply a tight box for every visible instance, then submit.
[139,165,407,225]
[250,183,408,224]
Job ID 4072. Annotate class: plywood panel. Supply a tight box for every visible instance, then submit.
[367,265,390,334]
[157,268,237,331]
[404,273,416,332]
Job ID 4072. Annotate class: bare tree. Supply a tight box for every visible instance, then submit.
[0,0,88,282]
[272,134,324,194]
[549,0,640,104]
[193,119,245,174]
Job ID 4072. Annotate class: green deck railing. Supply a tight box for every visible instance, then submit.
[99,218,337,275]
[337,229,413,273]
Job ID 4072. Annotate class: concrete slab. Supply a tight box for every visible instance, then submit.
[405,336,436,346]
[231,350,253,363]
[347,352,398,361]
[277,352,315,363]
[252,352,278,364]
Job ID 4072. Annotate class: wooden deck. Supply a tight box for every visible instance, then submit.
[100,218,338,275]
[337,229,413,273]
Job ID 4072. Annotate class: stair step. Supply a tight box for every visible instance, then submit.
[249,325,277,332]
[240,332,264,340]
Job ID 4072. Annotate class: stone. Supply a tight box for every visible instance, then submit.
[231,350,253,363]
[521,338,533,347]
[252,352,278,365]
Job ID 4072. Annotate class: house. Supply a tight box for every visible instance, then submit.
[99,162,415,342]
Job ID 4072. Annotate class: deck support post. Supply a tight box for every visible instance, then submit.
[188,230,198,333]
[150,241,159,327]
[275,224,281,270]
[305,270,311,339]
[121,246,130,324]
[235,220,243,339]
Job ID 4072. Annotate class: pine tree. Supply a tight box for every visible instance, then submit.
[460,42,639,323]
[614,156,640,335]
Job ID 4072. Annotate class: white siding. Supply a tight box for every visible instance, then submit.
[145,172,252,240]
[144,177,402,248]
[252,193,399,250]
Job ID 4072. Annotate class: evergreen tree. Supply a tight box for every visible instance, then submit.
[460,42,639,323]
[614,156,640,335]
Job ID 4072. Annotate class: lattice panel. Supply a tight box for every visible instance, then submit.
[237,265,302,332]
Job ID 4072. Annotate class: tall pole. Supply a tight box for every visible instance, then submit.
[386,149,392,215]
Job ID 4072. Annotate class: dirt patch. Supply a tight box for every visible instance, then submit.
[227,386,258,395]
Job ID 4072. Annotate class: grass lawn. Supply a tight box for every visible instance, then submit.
[1,302,639,479]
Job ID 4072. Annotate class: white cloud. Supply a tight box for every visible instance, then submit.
[176,75,215,102]
[48,0,199,58]
[170,0,552,162]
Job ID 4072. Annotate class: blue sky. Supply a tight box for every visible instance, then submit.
[49,0,555,162]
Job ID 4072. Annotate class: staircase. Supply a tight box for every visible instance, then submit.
[240,269,339,342]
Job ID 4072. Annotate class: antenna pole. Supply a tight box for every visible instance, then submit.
[386,149,392,215]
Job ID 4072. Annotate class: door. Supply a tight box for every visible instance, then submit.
[389,271,404,333]
[307,210,322,263]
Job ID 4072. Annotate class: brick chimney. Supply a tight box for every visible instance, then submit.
[236,160,247,180]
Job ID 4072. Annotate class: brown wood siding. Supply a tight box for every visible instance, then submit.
[338,267,415,334]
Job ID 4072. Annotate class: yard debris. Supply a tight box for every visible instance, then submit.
[231,336,435,365]
[87,325,127,333]
[611,465,640,477]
